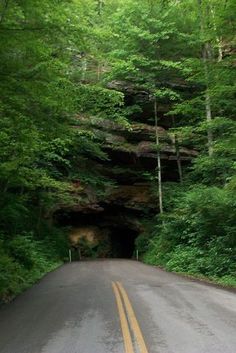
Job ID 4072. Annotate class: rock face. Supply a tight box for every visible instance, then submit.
[77,115,196,161]
[56,83,197,257]
[76,115,196,182]
[107,184,156,211]
[69,226,104,247]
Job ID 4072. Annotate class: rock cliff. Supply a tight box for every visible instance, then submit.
[55,83,196,257]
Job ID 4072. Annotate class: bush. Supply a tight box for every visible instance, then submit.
[0,246,25,301]
[8,234,39,270]
[0,231,64,303]
[141,185,236,284]
[165,246,204,273]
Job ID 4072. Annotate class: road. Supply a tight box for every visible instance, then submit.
[0,260,235,353]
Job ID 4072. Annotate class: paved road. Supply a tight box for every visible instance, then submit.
[0,260,235,353]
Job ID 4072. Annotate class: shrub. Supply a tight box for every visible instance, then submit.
[141,185,236,283]
[0,231,64,303]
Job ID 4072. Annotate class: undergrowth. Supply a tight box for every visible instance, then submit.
[136,185,236,288]
[0,228,68,303]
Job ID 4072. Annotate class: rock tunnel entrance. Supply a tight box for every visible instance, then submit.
[54,207,141,259]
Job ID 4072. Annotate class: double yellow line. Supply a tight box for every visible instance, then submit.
[112,281,149,353]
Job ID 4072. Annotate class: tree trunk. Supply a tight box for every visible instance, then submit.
[154,98,163,214]
[210,5,223,62]
[198,0,214,157]
[172,117,183,183]
[97,62,101,81]
[203,43,214,157]
[81,58,87,81]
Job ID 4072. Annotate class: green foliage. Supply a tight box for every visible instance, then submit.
[0,0,125,301]
[0,231,66,302]
[141,186,236,283]
[76,85,124,119]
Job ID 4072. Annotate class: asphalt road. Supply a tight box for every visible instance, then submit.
[0,260,235,353]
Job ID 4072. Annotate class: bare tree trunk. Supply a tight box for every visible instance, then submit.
[198,0,214,157]
[97,62,101,81]
[210,5,223,62]
[154,98,163,214]
[176,140,183,183]
[81,58,87,81]
[171,117,183,183]
[203,43,214,157]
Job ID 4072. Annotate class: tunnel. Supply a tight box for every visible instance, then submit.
[54,207,140,259]
[109,227,138,258]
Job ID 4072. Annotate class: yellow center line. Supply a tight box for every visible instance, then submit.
[112,282,135,353]
[116,281,149,353]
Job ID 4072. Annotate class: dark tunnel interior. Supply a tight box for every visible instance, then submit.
[109,227,138,258]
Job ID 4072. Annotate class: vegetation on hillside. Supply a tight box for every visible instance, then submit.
[0,0,235,301]
[109,0,236,285]
[0,0,123,301]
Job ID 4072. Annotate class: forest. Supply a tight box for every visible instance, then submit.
[0,0,235,302]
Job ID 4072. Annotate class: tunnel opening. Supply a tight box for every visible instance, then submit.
[109,227,138,258]
[54,207,141,259]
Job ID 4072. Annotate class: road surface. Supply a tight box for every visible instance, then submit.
[0,260,235,353]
